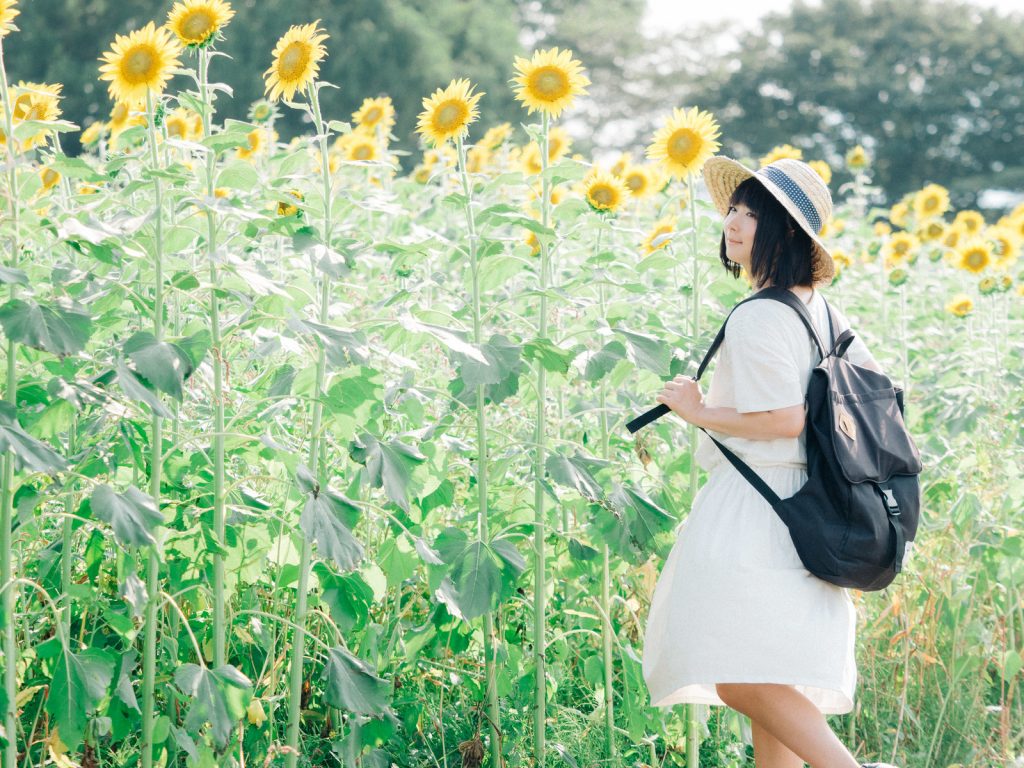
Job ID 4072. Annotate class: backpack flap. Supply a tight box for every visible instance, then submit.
[823,359,923,484]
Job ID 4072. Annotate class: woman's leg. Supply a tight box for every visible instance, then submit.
[716,683,860,768]
[751,717,804,768]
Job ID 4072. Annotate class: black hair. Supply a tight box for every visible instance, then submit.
[719,176,814,289]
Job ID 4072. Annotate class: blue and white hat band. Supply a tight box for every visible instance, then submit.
[758,165,822,233]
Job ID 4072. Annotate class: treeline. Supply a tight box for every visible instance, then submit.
[4,0,1021,204]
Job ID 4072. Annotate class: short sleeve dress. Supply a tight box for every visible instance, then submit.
[641,289,877,715]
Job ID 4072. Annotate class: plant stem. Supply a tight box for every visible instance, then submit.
[455,134,501,768]
[141,87,166,768]
[533,111,552,768]
[0,37,20,768]
[61,420,77,636]
[598,272,616,768]
[198,48,228,673]
[685,176,702,768]
[285,84,333,768]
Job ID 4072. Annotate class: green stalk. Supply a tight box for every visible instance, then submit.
[685,176,701,768]
[533,111,552,768]
[0,36,21,768]
[197,48,227,673]
[455,134,501,768]
[141,88,166,768]
[285,83,333,768]
[61,420,77,635]
[598,272,615,768]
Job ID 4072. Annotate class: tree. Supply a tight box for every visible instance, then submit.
[683,0,1024,203]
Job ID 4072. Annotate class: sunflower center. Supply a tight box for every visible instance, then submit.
[667,128,700,164]
[352,144,374,160]
[589,184,615,207]
[626,173,645,192]
[278,42,311,82]
[530,67,570,101]
[922,196,938,212]
[966,251,985,269]
[122,46,158,84]
[111,103,129,124]
[432,100,468,133]
[42,168,59,187]
[363,106,382,124]
[181,10,215,41]
[167,118,185,137]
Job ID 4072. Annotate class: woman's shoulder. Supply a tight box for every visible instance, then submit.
[728,292,810,335]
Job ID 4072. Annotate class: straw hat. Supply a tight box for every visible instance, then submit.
[702,156,835,285]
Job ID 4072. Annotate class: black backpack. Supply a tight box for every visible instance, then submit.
[628,287,923,591]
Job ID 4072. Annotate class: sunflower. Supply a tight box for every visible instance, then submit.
[108,101,145,140]
[344,135,379,162]
[945,294,973,318]
[466,145,491,174]
[622,163,655,198]
[1,81,63,151]
[525,229,541,256]
[0,0,18,37]
[276,189,304,217]
[518,142,542,176]
[479,122,513,150]
[873,221,892,237]
[912,183,949,220]
[166,0,234,47]
[978,276,998,296]
[164,107,200,140]
[352,96,395,132]
[248,99,277,124]
[416,78,483,146]
[581,168,627,213]
[264,21,329,102]
[80,121,105,146]
[236,128,275,161]
[888,201,910,229]
[511,47,589,118]
[882,231,919,268]
[642,217,677,253]
[819,217,846,239]
[39,167,60,193]
[646,106,721,179]
[998,214,1024,241]
[941,226,963,250]
[956,241,993,274]
[546,126,573,162]
[888,268,909,287]
[808,160,832,186]
[845,145,868,170]
[758,144,802,167]
[99,22,182,105]
[952,209,985,235]
[832,249,853,278]
[986,226,1020,270]
[610,152,632,178]
[917,219,946,243]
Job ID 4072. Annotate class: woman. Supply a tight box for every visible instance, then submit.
[641,157,897,768]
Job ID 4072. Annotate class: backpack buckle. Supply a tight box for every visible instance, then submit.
[879,487,900,516]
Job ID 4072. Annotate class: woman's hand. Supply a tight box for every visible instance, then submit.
[656,375,705,425]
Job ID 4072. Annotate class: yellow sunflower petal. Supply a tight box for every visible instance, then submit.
[645,106,721,179]
[264,21,329,103]
[0,0,19,37]
[581,167,628,213]
[166,0,234,47]
[352,96,395,131]
[415,78,483,146]
[511,47,589,119]
[98,22,183,105]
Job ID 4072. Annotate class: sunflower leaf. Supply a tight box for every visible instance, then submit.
[0,298,92,358]
[322,646,391,715]
[91,484,163,548]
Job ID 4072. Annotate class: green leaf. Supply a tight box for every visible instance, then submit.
[433,528,522,621]
[115,649,140,712]
[48,155,107,182]
[289,319,371,367]
[398,314,484,362]
[612,327,671,375]
[349,433,426,513]
[314,563,374,633]
[0,266,28,285]
[116,359,172,418]
[590,484,676,565]
[47,648,116,751]
[174,664,253,749]
[0,299,92,357]
[449,334,526,407]
[123,332,195,401]
[91,484,162,547]
[522,338,578,375]
[300,489,365,571]
[322,645,392,715]
[546,451,610,502]
[584,341,627,382]
[0,402,68,473]
[216,161,259,191]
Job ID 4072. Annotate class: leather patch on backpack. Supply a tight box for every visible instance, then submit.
[838,407,857,441]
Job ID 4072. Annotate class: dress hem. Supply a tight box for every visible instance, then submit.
[650,676,855,716]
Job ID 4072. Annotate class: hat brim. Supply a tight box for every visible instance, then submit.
[702,156,835,286]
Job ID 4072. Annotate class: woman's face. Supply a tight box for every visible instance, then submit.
[724,202,757,270]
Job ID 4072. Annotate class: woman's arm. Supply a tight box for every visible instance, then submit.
[655,375,805,440]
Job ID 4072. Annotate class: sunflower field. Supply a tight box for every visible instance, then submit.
[0,1,1021,767]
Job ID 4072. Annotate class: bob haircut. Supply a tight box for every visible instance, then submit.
[719,176,814,290]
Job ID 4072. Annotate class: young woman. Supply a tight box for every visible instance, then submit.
[641,157,897,768]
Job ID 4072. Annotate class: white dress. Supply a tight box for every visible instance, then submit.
[642,290,877,715]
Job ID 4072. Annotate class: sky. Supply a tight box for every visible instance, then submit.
[643,0,1024,36]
